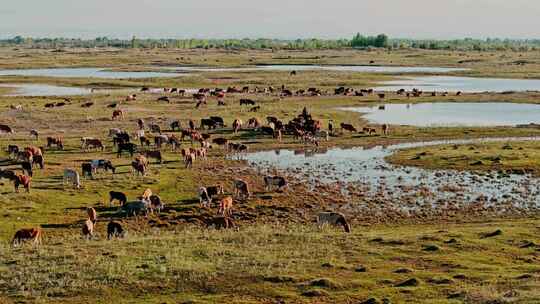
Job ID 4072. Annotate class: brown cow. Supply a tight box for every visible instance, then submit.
[12,227,42,246]
[14,175,31,193]
[218,196,234,216]
[144,150,163,164]
[340,123,357,133]
[207,216,236,229]
[83,139,105,151]
[82,219,94,238]
[112,109,124,120]
[47,136,64,150]
[87,207,97,225]
[232,119,242,133]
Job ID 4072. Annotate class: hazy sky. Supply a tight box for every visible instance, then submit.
[2,0,540,39]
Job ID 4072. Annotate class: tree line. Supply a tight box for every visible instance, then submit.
[2,34,540,51]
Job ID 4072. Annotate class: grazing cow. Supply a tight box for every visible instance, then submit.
[233,179,250,200]
[147,195,164,214]
[112,109,124,120]
[25,146,43,157]
[30,129,39,140]
[107,221,125,239]
[281,89,293,97]
[45,103,55,108]
[0,169,17,181]
[63,169,81,189]
[0,124,14,134]
[90,159,115,174]
[317,212,351,233]
[139,136,151,147]
[378,93,385,99]
[21,162,33,177]
[137,118,145,130]
[239,99,256,106]
[184,153,195,168]
[149,123,161,134]
[12,228,42,246]
[232,119,242,133]
[109,191,127,206]
[131,161,147,176]
[362,127,377,135]
[260,126,274,136]
[81,102,94,108]
[249,106,261,112]
[83,139,105,151]
[86,207,97,224]
[207,216,236,229]
[218,196,234,216]
[117,143,137,157]
[264,175,288,191]
[228,143,248,153]
[212,137,228,147]
[200,119,218,130]
[247,117,261,128]
[82,219,94,238]
[14,174,31,193]
[170,120,181,131]
[17,151,33,163]
[144,150,163,164]
[122,201,147,217]
[33,155,45,169]
[153,134,168,148]
[456,91,462,96]
[47,136,64,150]
[340,123,357,133]
[382,124,389,136]
[82,163,94,179]
[198,185,224,207]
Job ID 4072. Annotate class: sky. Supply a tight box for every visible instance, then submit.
[2,0,540,39]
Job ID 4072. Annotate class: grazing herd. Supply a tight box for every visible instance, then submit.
[6,81,444,247]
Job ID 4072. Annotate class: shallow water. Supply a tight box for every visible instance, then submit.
[343,102,540,127]
[241,137,540,211]
[169,65,466,73]
[0,84,93,96]
[0,67,185,79]
[373,76,540,93]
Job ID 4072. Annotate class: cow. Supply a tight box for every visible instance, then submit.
[317,212,351,233]
[87,207,97,224]
[207,216,236,230]
[228,143,248,153]
[14,174,31,193]
[25,146,43,157]
[16,151,33,163]
[108,128,122,137]
[363,127,376,135]
[117,143,137,157]
[107,221,125,239]
[249,106,261,112]
[170,120,181,131]
[81,102,94,108]
[82,163,94,179]
[83,139,105,151]
[0,124,14,134]
[144,150,163,164]
[90,159,115,174]
[184,153,195,168]
[147,195,164,214]
[21,162,33,177]
[247,117,261,128]
[233,179,250,200]
[131,161,146,176]
[122,201,148,217]
[149,123,161,134]
[382,124,389,136]
[218,196,234,216]
[82,219,94,238]
[33,155,45,169]
[340,123,357,133]
[112,109,124,120]
[239,99,256,106]
[0,169,17,181]
[168,135,181,151]
[29,129,39,140]
[198,185,224,207]
[212,137,228,147]
[47,136,64,150]
[153,134,168,149]
[232,119,242,133]
[109,191,127,206]
[264,175,288,192]
[210,116,225,128]
[12,228,42,246]
[200,119,218,130]
[378,93,385,99]
[63,169,81,189]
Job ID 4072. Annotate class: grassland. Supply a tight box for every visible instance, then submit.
[0,47,540,303]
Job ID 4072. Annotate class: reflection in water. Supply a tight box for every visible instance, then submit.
[373,76,540,93]
[342,102,540,127]
[0,67,185,79]
[0,84,93,96]
[242,137,540,212]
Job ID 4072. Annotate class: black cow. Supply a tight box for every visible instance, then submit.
[21,161,33,177]
[107,221,125,239]
[109,191,127,206]
[239,99,256,106]
[117,143,137,157]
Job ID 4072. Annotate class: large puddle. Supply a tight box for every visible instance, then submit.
[373,76,540,93]
[0,84,93,96]
[343,102,540,127]
[0,68,186,79]
[168,65,466,74]
[241,137,540,213]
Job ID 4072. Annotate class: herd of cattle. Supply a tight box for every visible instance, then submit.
[3,81,429,246]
